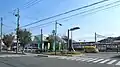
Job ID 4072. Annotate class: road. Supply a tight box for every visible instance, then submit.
[0,56,120,67]
[82,52,120,60]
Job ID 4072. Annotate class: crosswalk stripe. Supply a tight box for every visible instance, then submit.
[75,58,84,61]
[71,57,78,60]
[99,59,110,63]
[66,57,73,60]
[107,60,117,64]
[93,59,104,63]
[81,58,89,61]
[56,57,120,66]
[115,61,120,65]
[57,57,67,59]
[81,58,93,61]
[87,58,98,62]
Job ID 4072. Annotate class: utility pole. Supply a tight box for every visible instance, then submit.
[67,29,69,51]
[15,8,20,53]
[71,31,72,51]
[0,17,3,52]
[54,21,57,55]
[95,32,97,43]
[40,29,43,51]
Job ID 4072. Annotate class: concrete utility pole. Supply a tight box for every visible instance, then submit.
[54,21,62,55]
[15,8,20,53]
[71,31,72,51]
[40,29,43,51]
[0,17,3,52]
[54,21,57,55]
[95,32,97,43]
[67,29,69,51]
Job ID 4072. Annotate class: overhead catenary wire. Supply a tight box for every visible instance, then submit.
[96,33,107,38]
[82,3,120,17]
[55,0,120,21]
[28,23,53,31]
[22,0,108,27]
[2,24,15,28]
[1,0,43,25]
[3,28,15,35]
[23,0,43,9]
[25,0,120,31]
[27,21,53,29]
[1,0,43,35]
[6,0,120,34]
[24,0,38,6]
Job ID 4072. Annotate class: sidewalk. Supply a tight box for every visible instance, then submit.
[0,51,85,58]
[0,51,46,57]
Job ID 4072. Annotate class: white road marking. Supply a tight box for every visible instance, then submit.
[71,57,78,60]
[65,57,73,60]
[93,59,104,63]
[107,60,117,64]
[87,58,98,62]
[81,58,93,61]
[81,58,89,61]
[115,61,120,65]
[57,57,67,59]
[99,59,110,63]
[75,58,84,61]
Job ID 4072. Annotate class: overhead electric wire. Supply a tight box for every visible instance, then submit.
[6,0,120,34]
[22,0,108,27]
[96,33,107,38]
[55,0,120,21]
[82,2,120,17]
[3,24,14,28]
[3,28,15,35]
[28,21,53,29]
[24,0,37,6]
[23,0,43,9]
[29,23,53,31]
[26,0,120,31]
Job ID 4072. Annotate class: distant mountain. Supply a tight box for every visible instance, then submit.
[98,36,120,43]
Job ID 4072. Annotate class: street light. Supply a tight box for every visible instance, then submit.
[69,27,80,31]
[55,21,62,55]
[68,27,80,51]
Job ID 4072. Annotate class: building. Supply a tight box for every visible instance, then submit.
[0,38,6,50]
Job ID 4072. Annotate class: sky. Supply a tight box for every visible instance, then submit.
[0,0,120,42]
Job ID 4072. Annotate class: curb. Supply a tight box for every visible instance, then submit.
[36,55,48,57]
[72,54,85,57]
[42,54,85,58]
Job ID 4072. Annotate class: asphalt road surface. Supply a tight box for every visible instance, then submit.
[83,52,120,59]
[0,56,120,67]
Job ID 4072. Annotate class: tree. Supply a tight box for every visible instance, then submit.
[3,33,14,50]
[62,36,68,42]
[18,29,32,49]
[47,35,54,51]
[47,34,67,51]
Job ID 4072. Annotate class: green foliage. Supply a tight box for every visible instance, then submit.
[18,29,32,45]
[3,33,14,48]
[61,42,65,50]
[56,43,59,50]
[47,35,54,51]
[47,35,54,43]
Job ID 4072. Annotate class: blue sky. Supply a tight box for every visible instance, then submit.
[0,0,120,42]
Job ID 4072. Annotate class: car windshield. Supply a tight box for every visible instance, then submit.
[0,0,120,67]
